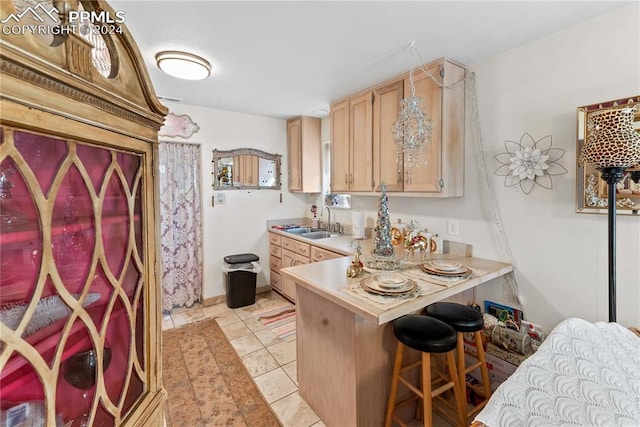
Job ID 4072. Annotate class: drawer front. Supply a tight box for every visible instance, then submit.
[281,236,310,257]
[294,253,310,265]
[271,270,282,291]
[310,246,343,263]
[270,255,281,272]
[269,232,282,245]
[270,244,282,258]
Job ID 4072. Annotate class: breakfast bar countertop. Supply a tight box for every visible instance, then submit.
[280,253,513,326]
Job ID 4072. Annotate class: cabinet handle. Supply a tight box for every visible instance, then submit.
[350,173,354,184]
[345,173,348,184]
[404,171,409,184]
[398,170,402,184]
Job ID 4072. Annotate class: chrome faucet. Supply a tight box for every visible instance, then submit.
[322,206,331,231]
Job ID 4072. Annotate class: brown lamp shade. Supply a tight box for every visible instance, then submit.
[578,105,640,168]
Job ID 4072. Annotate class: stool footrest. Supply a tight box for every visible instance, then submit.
[395,394,421,411]
[464,359,484,374]
[398,375,423,398]
[400,360,422,373]
[431,381,455,397]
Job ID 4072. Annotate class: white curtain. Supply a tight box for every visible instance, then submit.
[158,142,202,312]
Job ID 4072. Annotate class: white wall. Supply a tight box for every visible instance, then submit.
[324,4,640,330]
[158,105,309,300]
[470,3,640,329]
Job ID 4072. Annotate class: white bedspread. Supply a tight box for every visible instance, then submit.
[474,317,640,427]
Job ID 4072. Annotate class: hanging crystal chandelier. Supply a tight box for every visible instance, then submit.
[392,42,433,168]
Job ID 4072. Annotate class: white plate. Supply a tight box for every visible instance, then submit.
[363,277,416,294]
[426,260,462,272]
[373,274,407,288]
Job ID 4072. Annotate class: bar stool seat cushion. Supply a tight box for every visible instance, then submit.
[393,315,457,354]
[424,302,484,333]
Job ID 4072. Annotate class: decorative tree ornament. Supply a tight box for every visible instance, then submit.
[494,132,567,194]
[373,183,394,257]
[362,183,405,272]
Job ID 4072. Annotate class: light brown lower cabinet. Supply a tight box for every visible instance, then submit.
[269,232,346,302]
[281,249,309,301]
[310,246,344,263]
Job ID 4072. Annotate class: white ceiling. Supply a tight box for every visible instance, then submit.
[108,1,631,120]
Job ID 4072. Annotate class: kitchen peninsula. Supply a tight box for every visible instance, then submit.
[279,240,512,426]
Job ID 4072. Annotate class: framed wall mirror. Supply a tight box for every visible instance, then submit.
[212,148,282,190]
[576,96,640,215]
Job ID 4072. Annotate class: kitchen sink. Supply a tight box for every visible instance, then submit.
[300,231,338,239]
[283,227,321,234]
[283,227,339,239]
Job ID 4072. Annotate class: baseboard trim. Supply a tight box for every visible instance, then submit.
[202,285,272,307]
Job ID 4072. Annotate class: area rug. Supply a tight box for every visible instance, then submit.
[252,302,296,339]
[162,318,281,426]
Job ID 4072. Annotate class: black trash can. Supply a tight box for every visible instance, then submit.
[223,253,260,308]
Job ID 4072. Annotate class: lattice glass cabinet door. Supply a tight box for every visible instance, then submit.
[1,127,155,425]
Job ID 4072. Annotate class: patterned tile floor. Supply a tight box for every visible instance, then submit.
[163,292,325,427]
[163,291,454,427]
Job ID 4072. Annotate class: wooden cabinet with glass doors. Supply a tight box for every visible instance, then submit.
[1,0,167,425]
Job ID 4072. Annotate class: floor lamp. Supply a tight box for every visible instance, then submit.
[578,105,640,323]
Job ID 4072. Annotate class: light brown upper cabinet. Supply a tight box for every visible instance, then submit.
[332,57,466,197]
[330,94,374,192]
[287,116,322,193]
[373,80,405,192]
[403,59,465,195]
[330,101,351,192]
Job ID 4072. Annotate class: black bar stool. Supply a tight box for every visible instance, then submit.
[385,314,466,427]
[423,302,492,421]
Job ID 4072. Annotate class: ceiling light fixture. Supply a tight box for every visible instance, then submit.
[155,51,211,80]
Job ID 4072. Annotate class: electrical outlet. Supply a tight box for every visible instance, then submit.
[447,219,459,236]
[215,192,226,204]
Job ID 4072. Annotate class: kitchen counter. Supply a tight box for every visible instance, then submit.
[281,254,512,325]
[278,232,513,426]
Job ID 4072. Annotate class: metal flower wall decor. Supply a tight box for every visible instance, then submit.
[494,132,567,194]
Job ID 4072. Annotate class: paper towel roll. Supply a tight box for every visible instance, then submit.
[352,211,365,239]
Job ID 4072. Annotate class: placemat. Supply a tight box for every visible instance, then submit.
[341,277,444,311]
[403,267,487,287]
[340,266,487,311]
